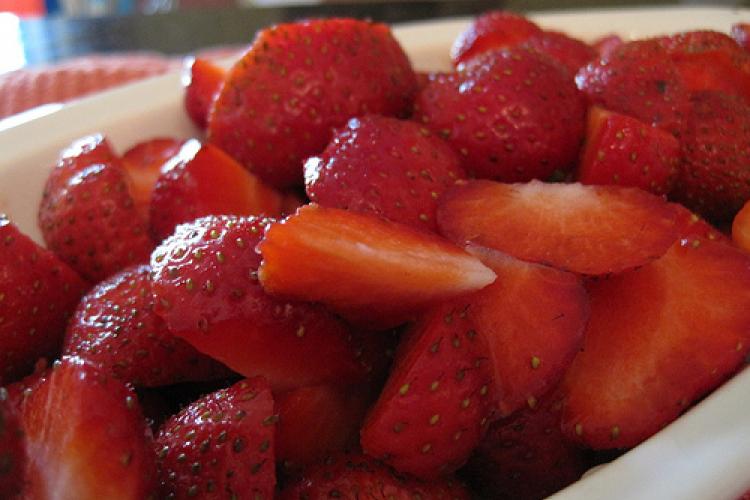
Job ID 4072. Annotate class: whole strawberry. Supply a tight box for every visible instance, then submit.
[208,18,418,188]
[305,115,465,232]
[414,47,586,182]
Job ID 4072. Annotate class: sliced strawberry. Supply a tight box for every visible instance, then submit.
[464,388,589,500]
[279,453,471,499]
[361,301,493,478]
[151,215,371,391]
[0,216,87,385]
[733,200,750,252]
[257,204,496,328]
[521,30,597,75]
[437,180,680,275]
[121,137,183,219]
[561,239,750,449]
[732,23,750,51]
[63,264,230,388]
[467,246,588,417]
[577,106,680,195]
[0,390,25,498]
[414,47,586,182]
[275,384,371,473]
[156,377,276,499]
[304,115,465,233]
[21,357,157,499]
[149,139,284,241]
[450,10,542,65]
[38,134,154,282]
[673,202,729,244]
[208,19,418,188]
[184,57,226,130]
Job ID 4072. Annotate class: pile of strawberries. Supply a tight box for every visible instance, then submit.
[4,11,750,500]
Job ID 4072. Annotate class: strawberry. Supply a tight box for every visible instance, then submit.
[275,384,372,474]
[156,377,276,499]
[437,180,680,276]
[184,57,226,130]
[733,200,750,252]
[577,106,680,195]
[592,34,623,58]
[257,204,496,328]
[672,91,750,222]
[63,264,231,388]
[361,301,494,478]
[464,388,589,500]
[38,134,154,282]
[561,239,750,449]
[414,47,586,183]
[673,202,729,244]
[208,18,418,188]
[520,30,597,75]
[467,246,588,417]
[121,137,183,219]
[21,356,157,499]
[279,453,471,499]
[732,23,750,51]
[304,115,465,232]
[450,10,542,65]
[149,139,284,242]
[0,389,25,498]
[150,215,372,391]
[0,216,87,385]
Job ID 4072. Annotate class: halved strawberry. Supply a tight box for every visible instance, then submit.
[63,264,230,388]
[450,10,542,65]
[208,19,418,188]
[21,356,157,499]
[361,301,494,478]
[38,134,154,282]
[561,239,750,449]
[121,137,183,219]
[184,57,226,130]
[0,390,25,498]
[156,377,276,499]
[0,216,87,385]
[279,453,471,499]
[149,139,284,241]
[577,106,680,195]
[151,215,371,391]
[304,115,465,232]
[467,246,588,416]
[257,204,496,328]
[437,180,680,275]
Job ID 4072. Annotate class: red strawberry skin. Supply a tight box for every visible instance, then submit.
[279,453,471,500]
[0,216,87,385]
[156,377,276,499]
[414,47,586,182]
[184,57,226,130]
[304,115,465,232]
[361,301,494,479]
[208,19,418,189]
[63,264,230,388]
[450,10,542,65]
[150,215,371,391]
[577,106,680,195]
[521,30,597,75]
[38,134,154,282]
[0,390,25,498]
[21,357,157,499]
[561,239,750,449]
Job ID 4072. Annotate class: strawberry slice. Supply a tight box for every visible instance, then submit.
[21,356,157,499]
[561,239,750,449]
[279,453,471,499]
[0,390,25,498]
[183,57,226,130]
[464,388,589,500]
[733,200,750,252]
[121,137,183,219]
[468,246,588,416]
[0,216,87,385]
[361,301,494,478]
[577,106,680,196]
[450,10,542,65]
[149,139,284,241]
[673,202,729,244]
[39,134,154,282]
[437,180,680,275]
[63,264,230,388]
[151,215,372,391]
[257,204,496,328]
[156,377,276,499]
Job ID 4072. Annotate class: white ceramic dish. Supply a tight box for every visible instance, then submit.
[1,6,750,499]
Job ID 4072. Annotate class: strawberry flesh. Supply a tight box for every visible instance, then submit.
[184,57,226,130]
[450,10,542,65]
[121,137,183,220]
